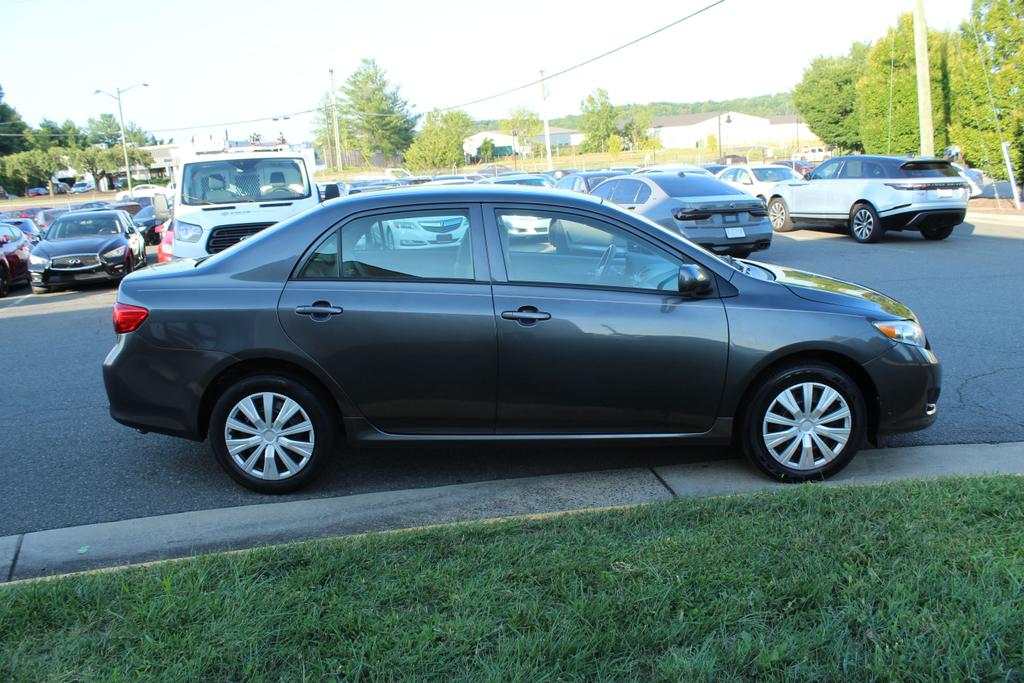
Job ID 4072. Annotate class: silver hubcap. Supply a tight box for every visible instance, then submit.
[769,201,785,228]
[762,382,852,471]
[224,392,315,480]
[852,209,874,239]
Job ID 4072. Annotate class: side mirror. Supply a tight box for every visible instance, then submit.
[324,183,341,201]
[742,178,753,185]
[678,264,712,296]
[803,172,813,180]
[153,194,170,221]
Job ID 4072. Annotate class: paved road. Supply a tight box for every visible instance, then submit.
[2,218,1022,536]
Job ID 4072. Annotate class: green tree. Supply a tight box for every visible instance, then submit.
[856,14,952,156]
[579,89,617,153]
[2,150,62,193]
[71,146,117,189]
[0,84,30,156]
[86,113,122,148]
[478,137,495,162]
[793,43,869,151]
[404,110,474,172]
[500,107,542,156]
[340,59,418,163]
[622,106,659,151]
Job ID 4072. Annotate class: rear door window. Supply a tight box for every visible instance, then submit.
[610,180,642,205]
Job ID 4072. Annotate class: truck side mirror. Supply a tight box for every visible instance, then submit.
[153,194,170,221]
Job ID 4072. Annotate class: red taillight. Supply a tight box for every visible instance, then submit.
[113,302,149,334]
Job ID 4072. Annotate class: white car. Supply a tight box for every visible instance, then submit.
[716,164,802,202]
[633,163,711,176]
[115,183,170,201]
[370,215,470,248]
[767,155,969,243]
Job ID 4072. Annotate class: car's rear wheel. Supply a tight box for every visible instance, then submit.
[740,362,866,482]
[921,224,955,240]
[850,203,883,243]
[209,374,337,493]
[768,197,795,232]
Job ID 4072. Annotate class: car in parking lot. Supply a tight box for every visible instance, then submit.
[717,164,803,201]
[476,173,554,188]
[2,218,44,244]
[590,172,772,258]
[28,210,147,293]
[554,171,621,193]
[767,156,969,243]
[34,207,69,232]
[103,185,940,493]
[773,159,816,176]
[132,205,166,245]
[634,163,713,176]
[70,180,96,193]
[0,222,32,296]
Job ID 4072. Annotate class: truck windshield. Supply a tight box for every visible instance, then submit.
[181,157,310,205]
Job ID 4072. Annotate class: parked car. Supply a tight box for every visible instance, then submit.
[633,164,713,176]
[0,186,15,200]
[103,185,941,493]
[0,222,32,296]
[34,207,69,232]
[54,181,71,194]
[2,218,43,244]
[28,210,147,293]
[590,172,771,258]
[132,205,166,245]
[773,159,815,176]
[555,171,622,193]
[27,187,49,197]
[702,164,728,176]
[717,164,803,202]
[115,183,170,202]
[70,180,96,193]
[951,163,983,198]
[476,173,554,188]
[157,222,174,263]
[767,156,969,243]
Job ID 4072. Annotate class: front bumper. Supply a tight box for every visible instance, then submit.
[880,208,966,231]
[864,342,942,435]
[30,260,128,288]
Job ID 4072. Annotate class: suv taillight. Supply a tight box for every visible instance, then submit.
[884,182,932,191]
[113,302,148,334]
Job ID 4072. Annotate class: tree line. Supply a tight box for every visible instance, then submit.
[0,85,156,195]
[793,0,1022,179]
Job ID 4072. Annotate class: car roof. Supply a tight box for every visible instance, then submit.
[325,183,600,209]
[59,209,123,218]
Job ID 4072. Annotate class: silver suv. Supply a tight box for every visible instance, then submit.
[767,156,968,243]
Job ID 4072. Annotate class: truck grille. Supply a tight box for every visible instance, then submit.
[206,223,274,254]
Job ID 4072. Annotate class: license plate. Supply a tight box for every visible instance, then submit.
[725,227,746,239]
[937,188,953,198]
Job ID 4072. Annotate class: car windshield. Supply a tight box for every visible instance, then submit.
[180,157,311,205]
[752,167,800,182]
[47,215,121,239]
[651,175,747,197]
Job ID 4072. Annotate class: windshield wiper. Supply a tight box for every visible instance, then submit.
[183,194,213,205]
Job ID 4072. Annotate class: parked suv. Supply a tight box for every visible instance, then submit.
[767,156,969,243]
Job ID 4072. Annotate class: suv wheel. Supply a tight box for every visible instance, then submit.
[740,362,866,482]
[921,224,955,240]
[850,203,883,243]
[209,374,337,493]
[768,197,795,232]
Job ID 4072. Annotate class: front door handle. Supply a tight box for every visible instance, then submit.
[295,301,343,321]
[501,307,551,324]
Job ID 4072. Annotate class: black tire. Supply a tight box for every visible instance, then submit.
[31,286,48,295]
[921,224,955,241]
[740,362,866,482]
[849,203,883,243]
[209,374,338,493]
[768,197,795,232]
[0,267,8,298]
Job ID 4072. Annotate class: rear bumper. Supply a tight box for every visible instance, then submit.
[880,208,966,231]
[864,343,942,435]
[680,220,773,253]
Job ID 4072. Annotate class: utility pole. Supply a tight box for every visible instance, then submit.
[94,83,148,195]
[913,0,935,157]
[329,68,343,171]
[539,69,553,171]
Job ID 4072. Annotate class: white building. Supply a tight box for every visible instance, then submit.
[649,111,820,153]
[530,126,585,148]
[463,131,522,157]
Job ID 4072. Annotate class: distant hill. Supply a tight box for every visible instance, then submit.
[471,93,794,132]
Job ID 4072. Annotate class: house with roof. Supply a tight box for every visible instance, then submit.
[648,111,819,152]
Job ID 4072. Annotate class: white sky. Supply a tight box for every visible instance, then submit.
[1,0,972,144]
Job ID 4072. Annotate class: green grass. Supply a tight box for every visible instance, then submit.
[2,476,1023,681]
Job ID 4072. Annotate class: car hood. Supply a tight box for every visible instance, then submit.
[35,236,123,258]
[752,261,915,320]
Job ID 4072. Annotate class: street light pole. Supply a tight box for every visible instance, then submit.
[95,83,148,195]
[329,68,343,172]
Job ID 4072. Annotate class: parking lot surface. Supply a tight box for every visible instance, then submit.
[2,218,1022,536]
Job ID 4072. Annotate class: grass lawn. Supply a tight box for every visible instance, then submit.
[2,476,1022,681]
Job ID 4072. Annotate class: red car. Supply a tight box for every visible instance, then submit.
[0,223,32,296]
[157,221,174,263]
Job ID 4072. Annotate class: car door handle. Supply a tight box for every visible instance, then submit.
[295,302,343,320]
[501,307,551,323]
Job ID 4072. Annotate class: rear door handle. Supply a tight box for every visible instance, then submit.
[501,307,551,324]
[295,301,343,320]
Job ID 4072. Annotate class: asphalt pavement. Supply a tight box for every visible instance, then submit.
[2,217,1022,537]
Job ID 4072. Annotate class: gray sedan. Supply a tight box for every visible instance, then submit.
[590,173,772,258]
[104,186,939,493]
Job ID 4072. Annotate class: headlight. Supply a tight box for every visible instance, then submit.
[102,245,126,260]
[873,320,926,347]
[29,254,49,267]
[174,220,203,243]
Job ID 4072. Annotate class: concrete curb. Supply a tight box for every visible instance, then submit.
[3,442,1023,584]
[967,211,1024,226]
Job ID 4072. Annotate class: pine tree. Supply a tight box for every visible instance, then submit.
[340,59,418,164]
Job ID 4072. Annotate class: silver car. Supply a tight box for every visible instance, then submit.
[590,173,772,258]
[766,155,969,243]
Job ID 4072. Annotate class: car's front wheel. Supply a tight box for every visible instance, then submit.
[740,362,866,482]
[209,374,337,493]
[850,203,883,243]
[768,197,795,232]
[921,224,955,240]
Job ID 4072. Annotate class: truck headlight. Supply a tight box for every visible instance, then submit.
[873,320,926,347]
[174,220,203,243]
